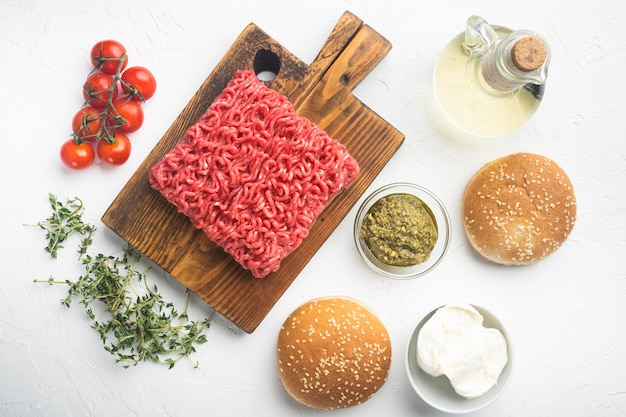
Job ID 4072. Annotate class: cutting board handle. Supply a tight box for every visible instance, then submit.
[290,11,392,109]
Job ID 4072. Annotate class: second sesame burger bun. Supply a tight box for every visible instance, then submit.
[462,152,576,265]
[277,297,391,410]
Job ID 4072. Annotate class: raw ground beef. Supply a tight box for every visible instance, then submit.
[149,70,360,278]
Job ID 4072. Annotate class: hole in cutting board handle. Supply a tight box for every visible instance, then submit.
[253,49,280,81]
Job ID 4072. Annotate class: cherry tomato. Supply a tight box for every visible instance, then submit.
[97,132,131,165]
[90,40,128,75]
[71,106,104,141]
[121,66,157,101]
[60,138,96,170]
[83,72,119,108]
[109,98,144,133]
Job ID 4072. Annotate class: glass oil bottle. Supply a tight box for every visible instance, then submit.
[433,16,550,137]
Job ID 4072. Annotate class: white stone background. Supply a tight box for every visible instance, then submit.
[1,0,624,416]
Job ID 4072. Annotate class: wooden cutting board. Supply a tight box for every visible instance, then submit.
[102,11,404,333]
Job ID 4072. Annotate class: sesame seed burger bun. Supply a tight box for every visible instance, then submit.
[462,152,576,265]
[277,296,391,410]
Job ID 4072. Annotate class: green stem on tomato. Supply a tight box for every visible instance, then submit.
[84,53,129,145]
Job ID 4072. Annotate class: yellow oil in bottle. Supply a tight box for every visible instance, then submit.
[434,19,548,137]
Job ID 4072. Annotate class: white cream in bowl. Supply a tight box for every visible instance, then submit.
[416,304,508,399]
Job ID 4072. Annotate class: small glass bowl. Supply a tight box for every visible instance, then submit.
[353,182,451,279]
[405,304,513,414]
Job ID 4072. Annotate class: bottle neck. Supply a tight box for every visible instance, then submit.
[480,32,550,92]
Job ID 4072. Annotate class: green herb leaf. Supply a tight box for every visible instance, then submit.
[33,194,213,368]
[31,193,96,259]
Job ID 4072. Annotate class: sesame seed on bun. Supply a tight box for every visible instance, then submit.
[462,152,576,265]
[276,297,391,410]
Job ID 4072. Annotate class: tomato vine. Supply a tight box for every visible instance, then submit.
[61,40,157,169]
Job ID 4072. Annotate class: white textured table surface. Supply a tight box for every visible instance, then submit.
[1,1,625,416]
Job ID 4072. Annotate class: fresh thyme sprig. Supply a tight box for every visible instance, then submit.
[33,193,213,368]
[30,193,95,259]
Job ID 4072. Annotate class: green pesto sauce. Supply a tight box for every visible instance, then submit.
[360,193,438,267]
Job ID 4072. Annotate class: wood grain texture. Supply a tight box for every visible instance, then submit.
[101,11,404,333]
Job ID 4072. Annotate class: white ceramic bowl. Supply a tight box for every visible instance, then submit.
[354,183,451,279]
[405,304,513,414]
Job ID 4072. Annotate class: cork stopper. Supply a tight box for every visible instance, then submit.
[511,36,547,71]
